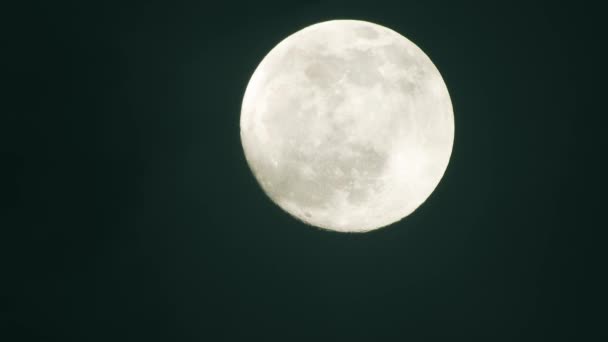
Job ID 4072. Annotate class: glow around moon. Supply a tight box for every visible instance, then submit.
[240,20,454,233]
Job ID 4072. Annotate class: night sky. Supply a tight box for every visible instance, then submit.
[4,1,601,341]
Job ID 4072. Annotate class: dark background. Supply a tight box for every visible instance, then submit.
[3,1,603,341]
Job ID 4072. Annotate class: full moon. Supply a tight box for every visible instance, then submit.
[240,20,454,233]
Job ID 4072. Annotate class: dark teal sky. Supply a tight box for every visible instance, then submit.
[4,1,600,341]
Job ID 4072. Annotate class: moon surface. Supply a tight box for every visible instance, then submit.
[240,20,454,233]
